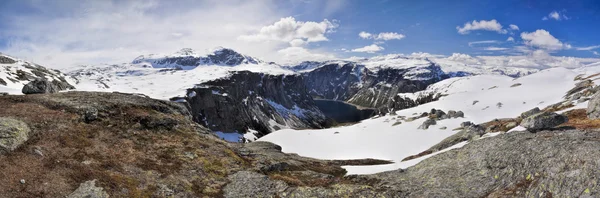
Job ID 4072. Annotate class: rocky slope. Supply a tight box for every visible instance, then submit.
[0,53,74,94]
[173,71,332,138]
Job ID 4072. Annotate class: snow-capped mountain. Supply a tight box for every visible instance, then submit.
[0,53,75,94]
[132,47,264,69]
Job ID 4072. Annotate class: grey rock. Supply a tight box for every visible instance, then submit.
[520,112,568,131]
[461,121,474,128]
[418,118,437,130]
[447,110,456,118]
[439,126,447,130]
[434,109,446,119]
[455,111,464,118]
[0,118,31,154]
[0,55,17,64]
[510,83,522,87]
[0,92,8,96]
[19,179,25,184]
[22,79,59,94]
[472,100,479,105]
[82,107,98,123]
[223,171,288,198]
[66,180,109,198]
[520,107,541,119]
[588,93,600,119]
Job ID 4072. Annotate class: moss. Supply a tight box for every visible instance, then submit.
[585,188,591,194]
[526,173,532,181]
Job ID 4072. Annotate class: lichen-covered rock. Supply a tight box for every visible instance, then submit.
[22,79,60,94]
[587,93,600,119]
[0,118,30,154]
[66,180,109,198]
[224,171,288,198]
[520,112,568,131]
[418,118,436,129]
[520,107,541,119]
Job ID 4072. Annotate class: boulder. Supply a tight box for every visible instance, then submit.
[461,121,473,128]
[223,171,288,198]
[588,93,600,119]
[455,111,464,118]
[418,118,437,130]
[520,112,568,131]
[66,180,109,198]
[22,79,59,94]
[520,107,541,119]
[0,118,31,154]
[447,110,456,118]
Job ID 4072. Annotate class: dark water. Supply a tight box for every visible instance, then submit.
[314,99,375,124]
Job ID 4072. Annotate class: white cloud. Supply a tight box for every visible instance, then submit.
[239,16,338,43]
[456,19,507,34]
[520,29,570,51]
[358,31,405,40]
[277,47,336,64]
[468,40,500,47]
[0,1,342,68]
[509,24,519,30]
[351,44,384,53]
[543,11,569,21]
[594,51,600,56]
[507,37,515,42]
[576,45,600,51]
[484,47,508,51]
[359,31,372,39]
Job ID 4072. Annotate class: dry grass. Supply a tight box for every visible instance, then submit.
[560,109,600,130]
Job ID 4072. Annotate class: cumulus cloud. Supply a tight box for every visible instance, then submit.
[594,51,600,56]
[507,37,515,42]
[520,29,571,51]
[509,24,519,30]
[239,16,338,43]
[456,19,507,34]
[351,44,384,53]
[543,11,569,21]
[576,45,600,51]
[277,47,336,64]
[358,31,405,40]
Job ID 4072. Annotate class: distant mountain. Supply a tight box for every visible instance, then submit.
[132,47,263,69]
[0,53,75,94]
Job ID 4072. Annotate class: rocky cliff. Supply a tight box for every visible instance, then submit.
[301,61,446,113]
[175,71,332,138]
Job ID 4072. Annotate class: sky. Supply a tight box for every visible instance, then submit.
[0,0,599,68]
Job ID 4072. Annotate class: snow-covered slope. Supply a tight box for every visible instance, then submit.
[132,47,263,69]
[259,67,592,175]
[0,53,75,94]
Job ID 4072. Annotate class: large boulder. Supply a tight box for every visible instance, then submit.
[22,79,60,94]
[0,118,31,154]
[520,107,541,119]
[520,112,568,131]
[66,180,109,198]
[587,93,600,119]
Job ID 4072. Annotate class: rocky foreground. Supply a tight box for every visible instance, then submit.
[2,91,600,197]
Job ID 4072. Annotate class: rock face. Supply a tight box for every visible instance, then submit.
[520,107,541,119]
[587,93,600,119]
[0,118,30,154]
[301,62,446,113]
[371,129,600,197]
[66,180,109,198]
[520,112,568,131]
[179,71,331,137]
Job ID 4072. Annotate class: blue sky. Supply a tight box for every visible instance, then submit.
[0,0,599,68]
